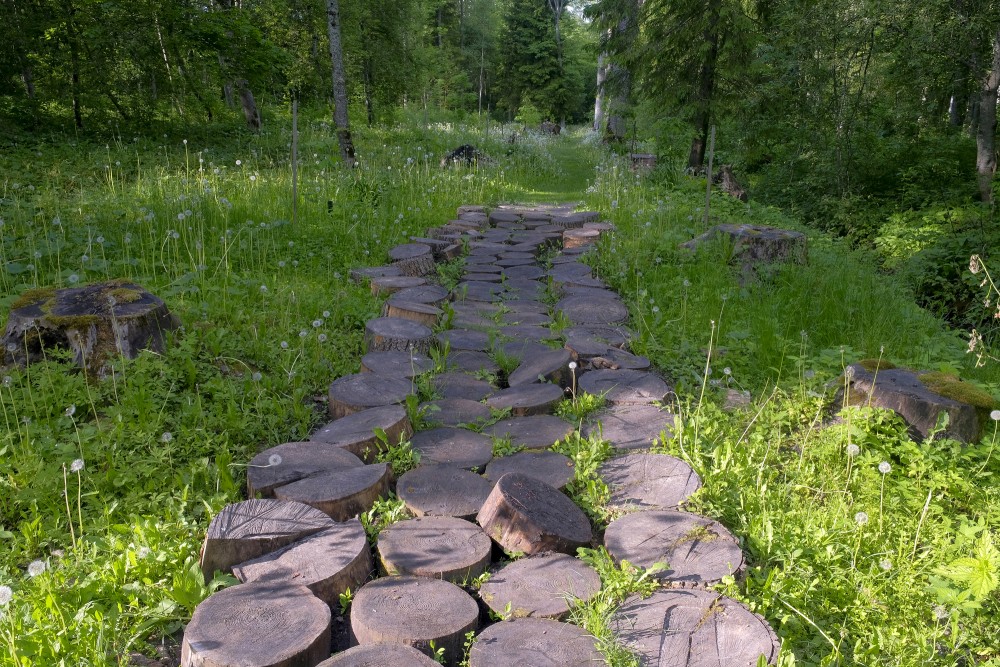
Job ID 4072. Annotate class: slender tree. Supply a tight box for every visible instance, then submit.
[326,0,356,166]
[976,25,1000,201]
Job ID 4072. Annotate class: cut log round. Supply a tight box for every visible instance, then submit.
[392,284,450,306]
[562,228,602,249]
[556,295,628,326]
[497,340,553,363]
[311,405,412,462]
[463,272,504,283]
[485,383,565,417]
[247,441,363,497]
[383,299,443,328]
[611,589,780,666]
[328,373,413,420]
[495,256,536,268]
[350,265,402,284]
[507,348,572,387]
[599,453,701,510]
[478,552,601,620]
[360,350,434,378]
[180,581,331,667]
[396,463,494,519]
[432,372,495,401]
[485,415,575,450]
[378,516,492,581]
[446,350,499,375]
[484,451,574,490]
[318,644,440,667]
[364,317,435,354]
[489,210,521,224]
[502,300,550,316]
[409,236,453,260]
[410,427,493,470]
[468,618,601,667]
[548,262,592,281]
[420,398,492,427]
[589,348,652,371]
[583,404,674,450]
[501,311,551,327]
[441,243,463,261]
[498,323,554,341]
[453,283,502,303]
[389,243,436,277]
[232,518,372,608]
[370,275,427,296]
[200,499,334,581]
[273,463,392,521]
[350,576,480,666]
[500,265,545,281]
[563,326,633,349]
[438,328,491,352]
[577,369,670,405]
[604,510,744,586]
[477,472,592,556]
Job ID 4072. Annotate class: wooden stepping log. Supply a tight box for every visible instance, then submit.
[396,463,494,519]
[364,317,435,354]
[589,348,651,371]
[410,427,493,470]
[548,262,592,281]
[556,294,628,325]
[200,499,335,580]
[409,236,454,260]
[604,510,744,585]
[360,350,434,378]
[432,372,495,401]
[507,348,572,387]
[328,373,413,419]
[389,243,436,277]
[478,552,601,620]
[468,618,602,667]
[447,350,499,375]
[378,516,492,581]
[477,472,592,555]
[181,581,330,667]
[318,644,440,667]
[350,265,402,284]
[490,210,522,224]
[599,453,701,510]
[611,588,780,666]
[559,286,620,301]
[463,272,504,283]
[501,311,551,326]
[498,323,554,341]
[583,404,673,450]
[247,441,363,497]
[501,265,545,281]
[577,369,670,405]
[502,299,550,315]
[274,463,392,521]
[485,383,565,416]
[382,299,443,328]
[232,519,372,607]
[453,283,502,302]
[351,576,480,666]
[495,256,537,267]
[420,398,492,427]
[484,451,574,490]
[438,328,491,352]
[562,228,602,249]
[311,405,412,462]
[485,415,575,449]
[392,284,450,305]
[370,275,427,296]
[497,340,553,362]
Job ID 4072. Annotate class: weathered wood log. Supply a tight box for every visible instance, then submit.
[502,299,550,315]
[409,236,453,260]
[468,618,601,667]
[598,453,701,511]
[497,340,552,364]
[478,552,601,620]
[477,472,592,556]
[392,284,450,306]
[629,152,657,171]
[232,519,372,608]
[396,463,494,520]
[500,311,550,327]
[420,398,492,427]
[556,294,628,326]
[273,463,391,521]
[714,164,749,202]
[498,323,554,342]
[495,256,536,268]
[485,415,575,450]
[410,427,493,470]
[489,210,522,225]
[452,283,502,303]
[680,223,807,284]
[350,576,480,666]
[364,317,435,354]
[311,405,412,462]
[378,516,492,581]
[1,281,179,375]
[577,369,670,405]
[200,499,334,580]
[484,451,574,490]
[485,383,565,417]
[446,350,499,375]
[611,589,780,666]
[583,404,674,450]
[350,265,402,284]
[507,348,572,388]
[180,582,331,667]
[563,325,632,349]
[328,373,413,420]
[370,275,427,296]
[389,243,436,277]
[440,243,463,261]
[463,272,504,283]
[458,205,487,215]
[604,510,744,586]
[437,328,491,352]
[562,228,602,250]
[500,265,545,281]
[432,372,495,401]
[247,441,363,497]
[588,348,652,371]
[360,350,434,378]
[318,644,440,667]
[382,300,442,328]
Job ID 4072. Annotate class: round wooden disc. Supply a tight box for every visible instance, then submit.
[485,415,574,450]
[456,280,505,296]
[478,552,601,620]
[318,643,440,667]
[447,350,499,375]
[273,463,392,521]
[497,251,535,261]
[489,210,521,224]
[392,284,450,305]
[410,427,494,470]
[604,510,744,586]
[611,589,780,666]
[438,328,491,352]
[389,242,434,261]
[497,340,554,362]
[583,404,674,450]
[378,516,492,582]
[498,323,554,341]
[485,383,565,417]
[360,350,434,378]
[420,398,492,427]
[311,405,412,462]
[464,272,504,283]
[577,369,669,405]
[397,464,494,519]
[507,348,572,387]
[432,372,495,400]
[181,582,331,667]
[502,300,550,315]
[599,453,701,510]
[548,262,592,281]
[556,294,628,325]
[454,283,502,302]
[232,518,372,607]
[247,441,363,497]
[370,275,427,295]
[382,300,443,328]
[351,575,480,665]
[328,373,413,420]
[502,311,551,326]
[501,265,545,281]
[477,472,593,556]
[484,451,574,489]
[364,317,435,354]
[351,265,402,284]
[589,348,652,371]
[468,618,601,667]
[563,325,633,348]
[495,256,536,267]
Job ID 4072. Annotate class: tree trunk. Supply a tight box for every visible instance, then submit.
[326,0,356,167]
[595,53,607,132]
[687,0,721,171]
[63,0,83,129]
[237,79,261,131]
[976,26,1000,202]
[363,57,374,127]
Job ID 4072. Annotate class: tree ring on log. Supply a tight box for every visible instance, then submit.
[328,373,413,420]
[377,515,492,581]
[468,617,602,666]
[311,405,412,462]
[396,463,494,519]
[478,552,601,620]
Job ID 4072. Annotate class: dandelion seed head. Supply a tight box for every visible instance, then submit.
[991,409,1000,421]
[27,560,45,577]
[251,372,262,382]
[260,285,268,294]
[136,546,151,559]
[312,319,322,328]
[323,311,331,318]
[64,404,76,417]
[880,559,892,571]
[280,341,289,350]
[847,444,860,457]
[299,330,307,338]
[70,459,84,473]
[879,461,891,475]
[723,367,732,376]
[68,274,79,284]
[855,511,869,526]
[0,585,12,605]
[160,432,173,443]
[568,361,578,371]
[318,334,328,343]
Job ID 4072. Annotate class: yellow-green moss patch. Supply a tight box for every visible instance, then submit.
[918,372,997,410]
[858,358,898,372]
[10,286,58,310]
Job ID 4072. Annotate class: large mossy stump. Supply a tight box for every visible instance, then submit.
[1,281,178,375]
[680,223,807,283]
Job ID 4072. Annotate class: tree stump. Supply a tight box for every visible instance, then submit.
[548,262,592,282]
[409,236,454,261]
[478,552,601,620]
[382,300,443,328]
[378,516,493,582]
[589,348,652,371]
[611,589,780,666]
[273,463,391,521]
[463,272,503,283]
[1,281,179,375]
[489,211,522,225]
[507,348,572,387]
[598,453,701,510]
[468,618,601,667]
[477,472,592,556]
[452,283,502,303]
[577,369,670,405]
[328,373,413,420]
[396,464,494,520]
[180,582,331,667]
[232,519,372,608]
[350,265,402,284]
[360,350,434,378]
[410,427,493,470]
[432,372,495,401]
[501,265,545,281]
[498,323,553,340]
[369,275,427,296]
[350,576,480,666]
[420,398,492,427]
[389,243,436,277]
[604,510,744,586]
[311,405,412,462]
[200,499,334,580]
[317,644,440,667]
[556,295,628,326]
[563,325,632,348]
[247,441,363,497]
[364,317,435,354]
[392,284,450,306]
[496,340,553,364]
[714,164,749,202]
[485,383,565,417]
[680,223,807,283]
[562,228,602,250]
[485,415,575,450]
[484,451,574,490]
[583,404,674,450]
[438,328,491,352]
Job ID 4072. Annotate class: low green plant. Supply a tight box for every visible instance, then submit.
[360,493,411,541]
[555,391,606,423]
[551,431,613,525]
[338,587,354,616]
[490,435,523,458]
[373,427,421,477]
[429,639,448,665]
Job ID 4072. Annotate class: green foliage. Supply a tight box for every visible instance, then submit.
[555,391,606,423]
[373,427,421,477]
[928,525,1000,617]
[361,493,411,542]
[551,431,614,526]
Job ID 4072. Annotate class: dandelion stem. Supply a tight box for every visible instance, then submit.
[62,463,76,550]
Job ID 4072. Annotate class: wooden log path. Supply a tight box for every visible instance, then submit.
[185,204,780,666]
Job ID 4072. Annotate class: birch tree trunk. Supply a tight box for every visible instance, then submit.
[326,0,356,167]
[976,25,1000,202]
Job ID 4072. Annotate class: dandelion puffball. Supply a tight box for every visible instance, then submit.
[27,560,46,577]
[70,459,84,473]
